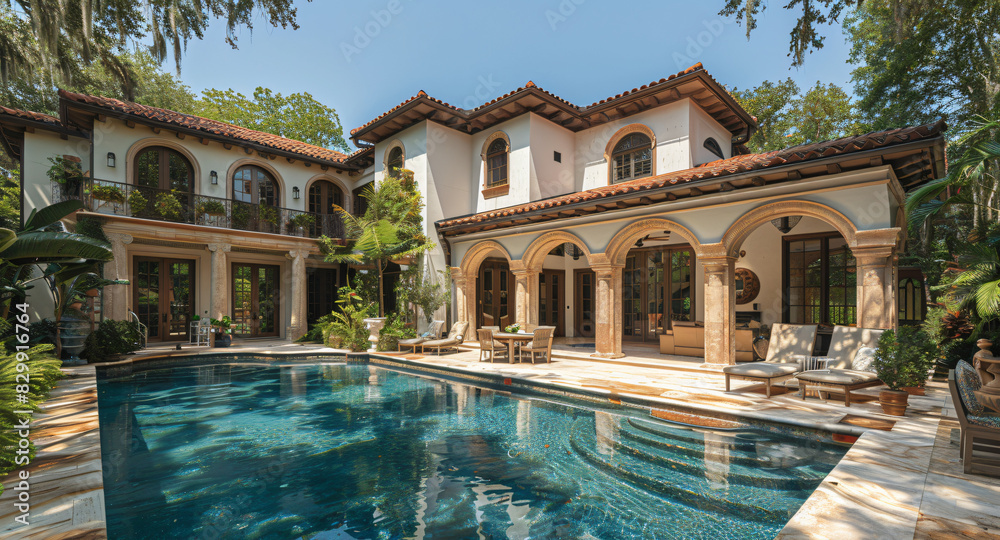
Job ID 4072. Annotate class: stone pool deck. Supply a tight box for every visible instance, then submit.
[4,339,999,539]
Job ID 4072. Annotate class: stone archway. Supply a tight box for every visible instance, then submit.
[604,218,704,266]
[453,241,518,332]
[519,231,595,335]
[721,200,859,258]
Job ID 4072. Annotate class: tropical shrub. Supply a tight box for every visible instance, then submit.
[196,200,226,216]
[0,345,63,495]
[289,213,316,230]
[259,205,279,225]
[127,189,148,215]
[376,313,416,352]
[873,328,937,390]
[82,319,143,362]
[155,192,183,220]
[328,286,373,352]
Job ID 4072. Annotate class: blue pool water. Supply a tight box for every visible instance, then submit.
[97,362,847,539]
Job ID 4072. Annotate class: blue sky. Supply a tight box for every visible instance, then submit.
[173,1,856,150]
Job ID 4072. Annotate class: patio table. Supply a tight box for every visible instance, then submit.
[493,332,534,363]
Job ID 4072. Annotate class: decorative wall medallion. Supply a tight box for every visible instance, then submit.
[735,267,760,304]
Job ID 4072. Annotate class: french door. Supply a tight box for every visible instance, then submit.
[623,247,695,342]
[232,263,280,337]
[538,269,565,337]
[574,269,596,338]
[307,267,339,325]
[477,259,513,329]
[133,257,195,342]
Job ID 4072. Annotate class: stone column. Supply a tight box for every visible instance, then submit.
[854,245,896,329]
[207,243,231,320]
[591,264,624,359]
[286,249,309,341]
[103,233,133,320]
[702,256,737,366]
[512,268,538,331]
[451,268,473,328]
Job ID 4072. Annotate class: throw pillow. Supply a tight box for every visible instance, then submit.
[956,360,986,416]
[851,347,877,372]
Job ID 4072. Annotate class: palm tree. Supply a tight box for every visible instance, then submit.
[322,173,434,317]
[949,236,1000,331]
[907,116,1000,241]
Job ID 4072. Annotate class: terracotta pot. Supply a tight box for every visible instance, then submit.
[85,288,100,297]
[879,389,909,416]
[68,301,84,310]
[902,386,925,396]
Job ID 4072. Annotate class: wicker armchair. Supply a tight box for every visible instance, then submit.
[477,328,508,363]
[519,326,555,364]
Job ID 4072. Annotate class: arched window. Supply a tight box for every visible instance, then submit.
[133,146,193,192]
[232,165,278,206]
[486,138,509,187]
[308,180,344,214]
[386,146,404,175]
[611,133,653,183]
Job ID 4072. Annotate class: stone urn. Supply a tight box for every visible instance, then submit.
[59,310,91,365]
[363,317,387,351]
[974,339,996,385]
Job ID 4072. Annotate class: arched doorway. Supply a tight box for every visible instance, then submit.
[521,231,594,338]
[457,241,514,332]
[232,165,281,234]
[308,179,345,237]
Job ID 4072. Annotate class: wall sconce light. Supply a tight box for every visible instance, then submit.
[107,152,116,168]
[293,186,300,200]
[210,171,218,185]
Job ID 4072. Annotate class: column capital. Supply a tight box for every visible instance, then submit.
[852,245,895,261]
[286,248,310,261]
[699,255,738,267]
[511,267,539,278]
[207,243,232,253]
[589,263,624,276]
[106,232,133,246]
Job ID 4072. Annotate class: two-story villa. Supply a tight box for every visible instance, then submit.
[2,64,945,365]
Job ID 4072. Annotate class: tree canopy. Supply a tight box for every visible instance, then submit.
[732,78,867,153]
[196,87,349,151]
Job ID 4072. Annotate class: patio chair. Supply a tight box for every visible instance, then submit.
[519,326,555,364]
[794,326,885,406]
[949,362,1000,476]
[420,321,469,356]
[397,320,444,353]
[477,328,508,363]
[722,323,818,398]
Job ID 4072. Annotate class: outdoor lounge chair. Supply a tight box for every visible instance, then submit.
[397,320,444,352]
[722,323,818,398]
[477,328,508,362]
[420,321,469,355]
[519,326,555,364]
[949,362,1000,476]
[794,326,885,406]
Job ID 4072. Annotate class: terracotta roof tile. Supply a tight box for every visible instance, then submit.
[59,90,354,164]
[0,105,62,126]
[438,120,946,230]
[352,63,730,139]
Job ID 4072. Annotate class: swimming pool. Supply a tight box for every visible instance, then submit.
[97,362,847,539]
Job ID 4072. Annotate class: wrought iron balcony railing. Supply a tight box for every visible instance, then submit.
[53,178,345,239]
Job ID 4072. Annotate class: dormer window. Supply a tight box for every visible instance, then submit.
[704,137,725,160]
[386,145,404,175]
[611,133,652,183]
[486,138,509,188]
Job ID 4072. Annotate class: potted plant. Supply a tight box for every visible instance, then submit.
[505,323,521,333]
[128,189,149,216]
[90,184,126,205]
[289,213,316,231]
[155,192,183,220]
[872,328,934,415]
[47,155,85,199]
[259,205,280,228]
[210,316,233,347]
[196,200,227,217]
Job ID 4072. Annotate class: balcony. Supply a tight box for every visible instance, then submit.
[54,178,345,239]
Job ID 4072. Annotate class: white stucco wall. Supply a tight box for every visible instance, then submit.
[689,103,733,166]
[21,130,91,221]
[529,114,576,200]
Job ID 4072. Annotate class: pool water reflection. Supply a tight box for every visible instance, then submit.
[97,363,847,539]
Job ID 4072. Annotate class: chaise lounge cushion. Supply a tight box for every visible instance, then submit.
[722,362,801,378]
[764,323,819,364]
[824,327,885,369]
[796,369,879,385]
[957,360,986,416]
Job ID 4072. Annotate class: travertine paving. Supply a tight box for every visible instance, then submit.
[4,339,998,539]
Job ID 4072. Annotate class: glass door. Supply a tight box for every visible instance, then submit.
[623,255,643,339]
[574,270,596,338]
[622,248,695,342]
[477,259,512,330]
[539,269,564,336]
[232,263,280,337]
[133,257,195,342]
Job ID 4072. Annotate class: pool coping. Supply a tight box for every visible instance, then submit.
[6,350,959,539]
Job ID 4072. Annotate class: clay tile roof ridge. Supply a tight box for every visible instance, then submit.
[0,104,62,126]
